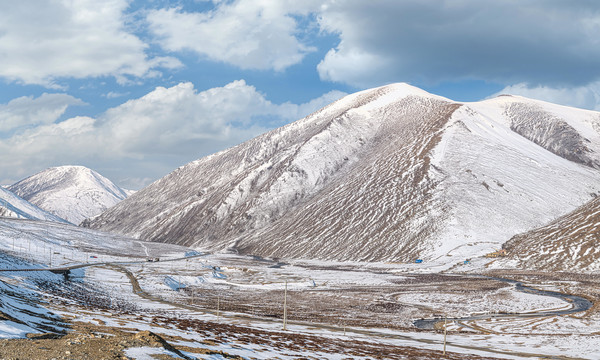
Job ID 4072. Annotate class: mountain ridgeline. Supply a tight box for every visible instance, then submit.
[84,84,600,264]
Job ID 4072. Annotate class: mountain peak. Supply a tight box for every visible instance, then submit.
[350,82,451,105]
[9,166,129,224]
[381,82,438,96]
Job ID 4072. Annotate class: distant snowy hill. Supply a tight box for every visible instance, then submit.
[85,84,600,264]
[0,187,67,223]
[9,166,129,225]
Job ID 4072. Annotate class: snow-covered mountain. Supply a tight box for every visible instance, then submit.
[9,166,129,225]
[85,84,600,264]
[0,187,67,223]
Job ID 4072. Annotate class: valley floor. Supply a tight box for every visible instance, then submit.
[0,218,598,359]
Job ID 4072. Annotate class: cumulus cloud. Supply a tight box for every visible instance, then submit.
[316,0,600,88]
[0,81,346,188]
[0,94,85,132]
[495,83,600,111]
[0,0,181,87]
[147,0,321,71]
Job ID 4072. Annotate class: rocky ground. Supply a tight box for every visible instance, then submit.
[0,318,502,360]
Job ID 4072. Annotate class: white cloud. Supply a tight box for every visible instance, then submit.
[0,93,85,132]
[0,80,346,188]
[103,91,131,99]
[147,0,321,71]
[315,1,600,88]
[0,0,181,87]
[494,83,600,111]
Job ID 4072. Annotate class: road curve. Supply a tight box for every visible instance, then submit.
[414,276,592,330]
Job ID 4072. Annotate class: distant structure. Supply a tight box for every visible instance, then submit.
[485,249,507,258]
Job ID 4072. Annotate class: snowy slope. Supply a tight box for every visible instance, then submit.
[0,187,67,223]
[86,84,600,264]
[425,96,600,262]
[9,166,129,225]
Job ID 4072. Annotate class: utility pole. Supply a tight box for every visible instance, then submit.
[443,317,447,355]
[217,296,220,321]
[283,280,288,330]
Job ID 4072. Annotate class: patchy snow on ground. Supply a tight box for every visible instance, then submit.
[395,286,569,318]
[125,346,189,360]
[0,218,599,359]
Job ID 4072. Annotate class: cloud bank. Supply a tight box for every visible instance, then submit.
[147,1,321,71]
[0,94,85,132]
[316,0,600,88]
[0,0,180,87]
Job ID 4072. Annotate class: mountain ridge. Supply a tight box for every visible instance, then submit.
[0,187,68,223]
[9,166,129,225]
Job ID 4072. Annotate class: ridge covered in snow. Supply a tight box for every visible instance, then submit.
[0,187,67,223]
[85,84,600,265]
[9,166,129,225]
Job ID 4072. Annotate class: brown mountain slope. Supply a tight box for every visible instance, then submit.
[85,85,459,261]
[500,196,600,272]
[234,99,460,261]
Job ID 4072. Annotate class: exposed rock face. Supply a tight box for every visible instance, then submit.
[506,102,600,169]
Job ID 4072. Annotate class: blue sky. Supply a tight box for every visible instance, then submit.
[1,0,599,189]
